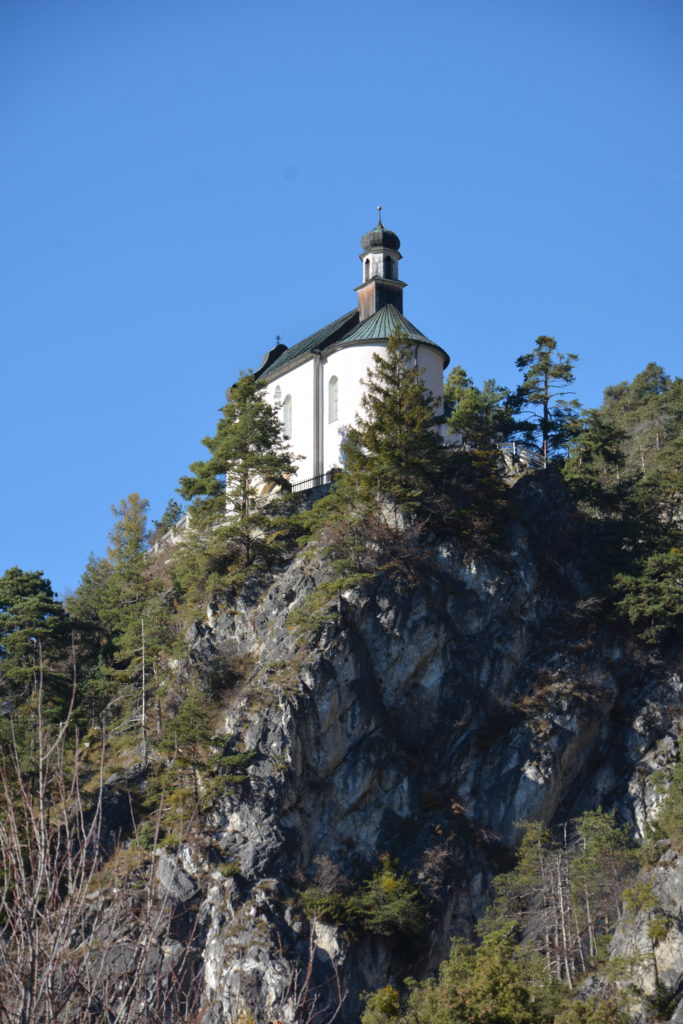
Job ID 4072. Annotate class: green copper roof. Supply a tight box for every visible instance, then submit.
[340,304,431,345]
[256,302,449,380]
[256,309,359,379]
[339,304,449,367]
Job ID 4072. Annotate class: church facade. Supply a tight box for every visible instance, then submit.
[254,212,450,488]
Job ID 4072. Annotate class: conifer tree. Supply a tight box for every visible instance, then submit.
[444,365,514,447]
[177,372,298,585]
[562,364,682,643]
[67,494,172,727]
[512,336,581,466]
[0,567,69,712]
[398,926,556,1024]
[340,331,447,512]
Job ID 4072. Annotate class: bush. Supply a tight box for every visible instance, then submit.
[349,855,427,938]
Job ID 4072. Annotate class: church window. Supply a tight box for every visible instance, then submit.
[328,376,339,423]
[364,258,370,281]
[282,394,292,439]
[274,385,281,408]
[384,255,393,279]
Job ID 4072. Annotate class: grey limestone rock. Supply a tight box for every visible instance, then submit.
[157,486,682,1022]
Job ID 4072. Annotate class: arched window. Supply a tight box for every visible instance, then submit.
[383,255,393,279]
[282,394,292,439]
[273,385,281,408]
[364,258,370,281]
[328,375,339,423]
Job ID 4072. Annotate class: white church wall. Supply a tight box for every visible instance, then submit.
[321,342,446,472]
[263,341,447,485]
[416,346,446,420]
[264,361,316,483]
[322,343,387,472]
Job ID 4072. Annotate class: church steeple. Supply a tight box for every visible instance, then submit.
[355,207,406,322]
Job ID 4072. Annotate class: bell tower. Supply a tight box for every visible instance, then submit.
[355,207,406,322]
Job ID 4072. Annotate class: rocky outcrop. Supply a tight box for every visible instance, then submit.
[159,478,682,1023]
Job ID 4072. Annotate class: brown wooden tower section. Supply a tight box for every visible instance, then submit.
[354,207,406,322]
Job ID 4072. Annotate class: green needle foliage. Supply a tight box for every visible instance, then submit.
[563,363,682,643]
[512,336,581,466]
[176,371,298,601]
[302,854,426,940]
[380,925,558,1024]
[0,567,70,713]
[340,332,448,514]
[444,365,514,447]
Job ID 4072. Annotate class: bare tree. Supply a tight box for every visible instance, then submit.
[0,658,201,1024]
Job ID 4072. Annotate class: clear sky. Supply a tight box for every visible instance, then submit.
[1,0,681,599]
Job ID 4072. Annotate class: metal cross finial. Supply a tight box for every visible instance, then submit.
[377,204,383,224]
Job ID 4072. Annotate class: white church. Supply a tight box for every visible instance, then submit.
[254,211,450,490]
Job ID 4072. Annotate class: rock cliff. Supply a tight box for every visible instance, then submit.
[156,474,682,1022]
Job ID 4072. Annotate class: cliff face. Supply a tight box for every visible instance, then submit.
[159,475,682,1023]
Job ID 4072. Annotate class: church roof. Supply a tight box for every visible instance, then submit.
[337,304,450,367]
[340,303,430,345]
[256,309,359,380]
[361,218,401,253]
[257,303,449,381]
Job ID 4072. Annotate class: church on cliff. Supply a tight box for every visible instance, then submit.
[253,211,450,489]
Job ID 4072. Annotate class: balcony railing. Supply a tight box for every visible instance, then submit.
[290,470,337,493]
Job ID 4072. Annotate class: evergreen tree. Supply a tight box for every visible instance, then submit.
[564,411,628,505]
[512,336,581,466]
[0,567,69,712]
[614,549,683,645]
[348,855,427,938]
[444,365,514,447]
[563,364,682,644]
[66,494,171,727]
[482,814,639,988]
[569,809,638,961]
[649,736,683,847]
[151,498,184,540]
[402,926,557,1024]
[340,331,447,513]
[176,372,298,596]
[179,371,296,522]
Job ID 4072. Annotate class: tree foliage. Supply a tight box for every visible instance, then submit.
[481,813,639,989]
[175,371,298,600]
[563,364,682,644]
[512,337,581,466]
[362,926,559,1024]
[340,332,448,513]
[0,567,69,713]
[444,365,514,447]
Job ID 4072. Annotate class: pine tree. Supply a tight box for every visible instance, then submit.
[444,365,514,447]
[402,926,557,1024]
[512,337,581,466]
[0,567,70,712]
[66,494,172,728]
[562,364,682,643]
[569,809,638,961]
[177,372,298,591]
[340,331,447,512]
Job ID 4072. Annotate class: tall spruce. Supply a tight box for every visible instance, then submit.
[444,365,514,447]
[563,364,682,643]
[512,336,581,466]
[176,371,298,598]
[0,567,70,713]
[179,371,296,521]
[340,331,447,512]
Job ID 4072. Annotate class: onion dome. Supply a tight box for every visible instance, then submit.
[361,206,400,252]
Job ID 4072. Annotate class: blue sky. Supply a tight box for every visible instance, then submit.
[1,0,681,599]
